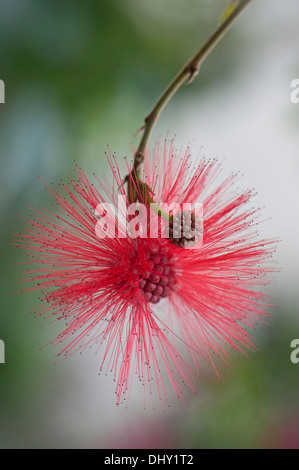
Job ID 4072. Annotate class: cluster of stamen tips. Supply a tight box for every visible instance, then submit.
[165,210,202,248]
[139,251,175,304]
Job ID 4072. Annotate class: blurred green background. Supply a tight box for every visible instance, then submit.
[1,0,299,449]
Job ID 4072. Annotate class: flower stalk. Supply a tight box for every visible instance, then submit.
[133,0,253,174]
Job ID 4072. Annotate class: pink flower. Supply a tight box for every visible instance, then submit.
[13,139,277,408]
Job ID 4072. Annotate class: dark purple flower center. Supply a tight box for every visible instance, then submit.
[139,251,176,304]
[165,210,203,248]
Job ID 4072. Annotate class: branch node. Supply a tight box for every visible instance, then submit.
[134,152,144,167]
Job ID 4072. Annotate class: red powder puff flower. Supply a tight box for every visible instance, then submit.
[13,139,277,408]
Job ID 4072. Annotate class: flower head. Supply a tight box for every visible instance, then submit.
[13,139,277,408]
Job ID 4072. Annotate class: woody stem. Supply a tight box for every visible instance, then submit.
[133,0,253,173]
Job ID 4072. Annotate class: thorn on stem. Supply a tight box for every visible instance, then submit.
[187,63,200,84]
[135,124,145,137]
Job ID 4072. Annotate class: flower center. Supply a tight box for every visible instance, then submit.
[139,251,176,304]
[166,210,202,248]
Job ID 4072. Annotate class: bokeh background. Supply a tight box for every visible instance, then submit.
[1,0,299,449]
